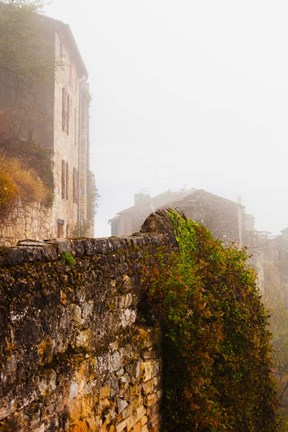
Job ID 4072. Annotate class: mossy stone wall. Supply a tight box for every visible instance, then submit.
[0,213,174,432]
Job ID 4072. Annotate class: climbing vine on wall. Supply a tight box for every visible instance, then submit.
[145,210,278,432]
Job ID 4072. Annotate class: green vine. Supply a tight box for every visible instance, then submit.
[145,210,278,431]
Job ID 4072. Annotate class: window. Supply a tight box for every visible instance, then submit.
[67,95,70,135]
[73,167,78,204]
[62,88,66,132]
[74,108,77,145]
[61,159,65,199]
[62,88,70,135]
[62,160,69,200]
[65,162,69,200]
[57,219,64,238]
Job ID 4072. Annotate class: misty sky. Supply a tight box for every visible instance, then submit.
[45,0,288,237]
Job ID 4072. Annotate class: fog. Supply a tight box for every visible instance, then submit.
[46,0,288,237]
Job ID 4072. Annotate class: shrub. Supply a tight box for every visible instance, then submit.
[0,136,54,195]
[0,152,51,216]
[0,170,18,214]
[9,158,49,203]
[145,210,278,432]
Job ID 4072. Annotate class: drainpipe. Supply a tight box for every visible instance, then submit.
[77,76,87,237]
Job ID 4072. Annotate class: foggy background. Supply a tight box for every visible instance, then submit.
[45,0,288,237]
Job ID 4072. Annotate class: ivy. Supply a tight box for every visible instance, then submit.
[145,210,278,431]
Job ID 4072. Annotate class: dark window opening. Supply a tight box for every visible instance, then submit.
[62,88,70,135]
[61,159,65,199]
[65,162,69,200]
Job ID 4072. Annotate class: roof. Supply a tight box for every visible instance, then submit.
[47,17,88,78]
[166,189,244,210]
[110,188,243,224]
[112,189,194,219]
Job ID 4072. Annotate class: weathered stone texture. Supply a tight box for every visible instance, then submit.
[0,214,174,431]
[0,110,12,140]
[0,202,53,247]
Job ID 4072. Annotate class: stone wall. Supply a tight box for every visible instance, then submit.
[52,29,89,239]
[0,202,53,247]
[0,212,175,431]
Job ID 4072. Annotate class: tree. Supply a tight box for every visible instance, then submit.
[0,1,55,215]
[0,0,55,138]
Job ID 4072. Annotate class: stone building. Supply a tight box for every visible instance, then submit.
[0,3,93,244]
[164,189,246,246]
[260,227,288,302]
[110,190,191,237]
[111,189,248,247]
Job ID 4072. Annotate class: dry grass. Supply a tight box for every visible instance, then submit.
[0,169,18,213]
[0,153,51,216]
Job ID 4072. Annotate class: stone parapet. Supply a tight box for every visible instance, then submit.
[0,211,176,431]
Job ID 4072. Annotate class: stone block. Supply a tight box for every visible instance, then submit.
[69,303,84,325]
[68,381,79,400]
[131,421,141,432]
[135,405,146,423]
[75,329,91,348]
[100,386,110,400]
[141,415,148,426]
[110,376,119,397]
[145,393,159,407]
[38,369,57,396]
[110,351,121,372]
[116,419,127,432]
[126,415,136,431]
[142,378,157,395]
[141,361,159,382]
[34,425,45,432]
[117,398,128,414]
[120,308,136,327]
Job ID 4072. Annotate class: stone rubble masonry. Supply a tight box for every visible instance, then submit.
[0,211,176,431]
[0,202,53,247]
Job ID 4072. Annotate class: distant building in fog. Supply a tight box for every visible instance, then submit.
[110,190,190,236]
[111,187,288,302]
[0,3,93,244]
[263,227,288,299]
[110,189,251,247]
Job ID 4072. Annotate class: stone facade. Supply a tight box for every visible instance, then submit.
[0,4,92,244]
[111,189,246,247]
[166,189,245,246]
[52,26,90,239]
[0,213,174,431]
[110,191,191,237]
[259,227,288,303]
[0,202,53,247]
